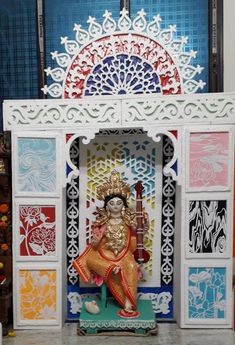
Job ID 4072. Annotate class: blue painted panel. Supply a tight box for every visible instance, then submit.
[188,267,226,319]
[18,138,56,193]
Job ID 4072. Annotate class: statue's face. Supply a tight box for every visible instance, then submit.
[106,197,124,215]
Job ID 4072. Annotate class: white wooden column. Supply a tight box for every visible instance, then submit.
[179,125,234,328]
[12,131,63,329]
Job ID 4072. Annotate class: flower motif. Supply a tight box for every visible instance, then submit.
[208,271,225,289]
[0,203,9,213]
[189,271,211,284]
[1,215,8,222]
[29,227,55,254]
[0,221,8,230]
[20,206,41,226]
[91,273,104,287]
[189,286,203,299]
[1,243,9,251]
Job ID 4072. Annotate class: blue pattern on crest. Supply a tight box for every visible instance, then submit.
[85,54,161,96]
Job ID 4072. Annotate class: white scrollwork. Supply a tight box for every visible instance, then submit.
[80,318,156,329]
[51,51,71,68]
[118,8,132,31]
[138,292,172,315]
[61,36,79,55]
[123,95,235,124]
[132,9,147,32]
[3,95,235,131]
[144,127,180,184]
[4,100,121,129]
[65,129,100,186]
[146,14,162,36]
[4,94,235,130]
[44,67,65,82]
[67,292,82,314]
[102,10,117,34]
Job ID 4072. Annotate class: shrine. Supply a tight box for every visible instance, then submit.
[2,5,235,333]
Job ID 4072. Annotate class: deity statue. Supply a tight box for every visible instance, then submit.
[73,170,149,318]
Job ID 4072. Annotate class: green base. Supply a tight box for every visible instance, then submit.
[79,297,157,335]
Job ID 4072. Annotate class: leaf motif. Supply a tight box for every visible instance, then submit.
[20,234,25,244]
[45,251,56,256]
[40,213,48,222]
[29,242,44,255]
[44,222,55,229]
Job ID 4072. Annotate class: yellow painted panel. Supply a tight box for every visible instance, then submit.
[19,270,57,320]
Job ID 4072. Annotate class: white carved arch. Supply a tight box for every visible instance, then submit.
[65,129,100,185]
[144,127,180,184]
[65,126,181,186]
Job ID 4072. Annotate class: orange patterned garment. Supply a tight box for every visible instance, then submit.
[73,224,138,309]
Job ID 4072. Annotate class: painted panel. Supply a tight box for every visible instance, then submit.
[19,206,56,257]
[188,267,226,319]
[189,200,227,254]
[19,270,57,320]
[17,138,56,193]
[189,132,229,189]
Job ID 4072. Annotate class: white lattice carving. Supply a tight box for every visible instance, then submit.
[42,8,205,98]
[3,94,235,130]
[138,292,172,315]
[3,100,121,129]
[161,137,176,285]
[122,94,235,124]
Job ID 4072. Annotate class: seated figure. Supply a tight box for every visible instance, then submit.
[73,170,148,318]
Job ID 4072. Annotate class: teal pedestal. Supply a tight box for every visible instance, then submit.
[78,297,157,335]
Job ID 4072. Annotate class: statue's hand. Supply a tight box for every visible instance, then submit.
[91,226,103,246]
[91,235,101,246]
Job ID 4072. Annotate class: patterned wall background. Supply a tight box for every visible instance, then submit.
[0,0,209,128]
[66,132,175,320]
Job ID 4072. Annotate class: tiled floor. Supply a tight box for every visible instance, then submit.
[2,323,235,345]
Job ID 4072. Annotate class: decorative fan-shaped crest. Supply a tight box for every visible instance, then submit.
[42,8,206,98]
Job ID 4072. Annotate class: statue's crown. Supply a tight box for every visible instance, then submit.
[97,170,131,201]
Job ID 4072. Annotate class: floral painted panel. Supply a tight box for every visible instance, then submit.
[19,270,57,320]
[188,267,226,319]
[18,138,56,193]
[189,200,227,254]
[189,132,229,188]
[19,206,56,256]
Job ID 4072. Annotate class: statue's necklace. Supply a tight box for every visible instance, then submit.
[106,220,127,256]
